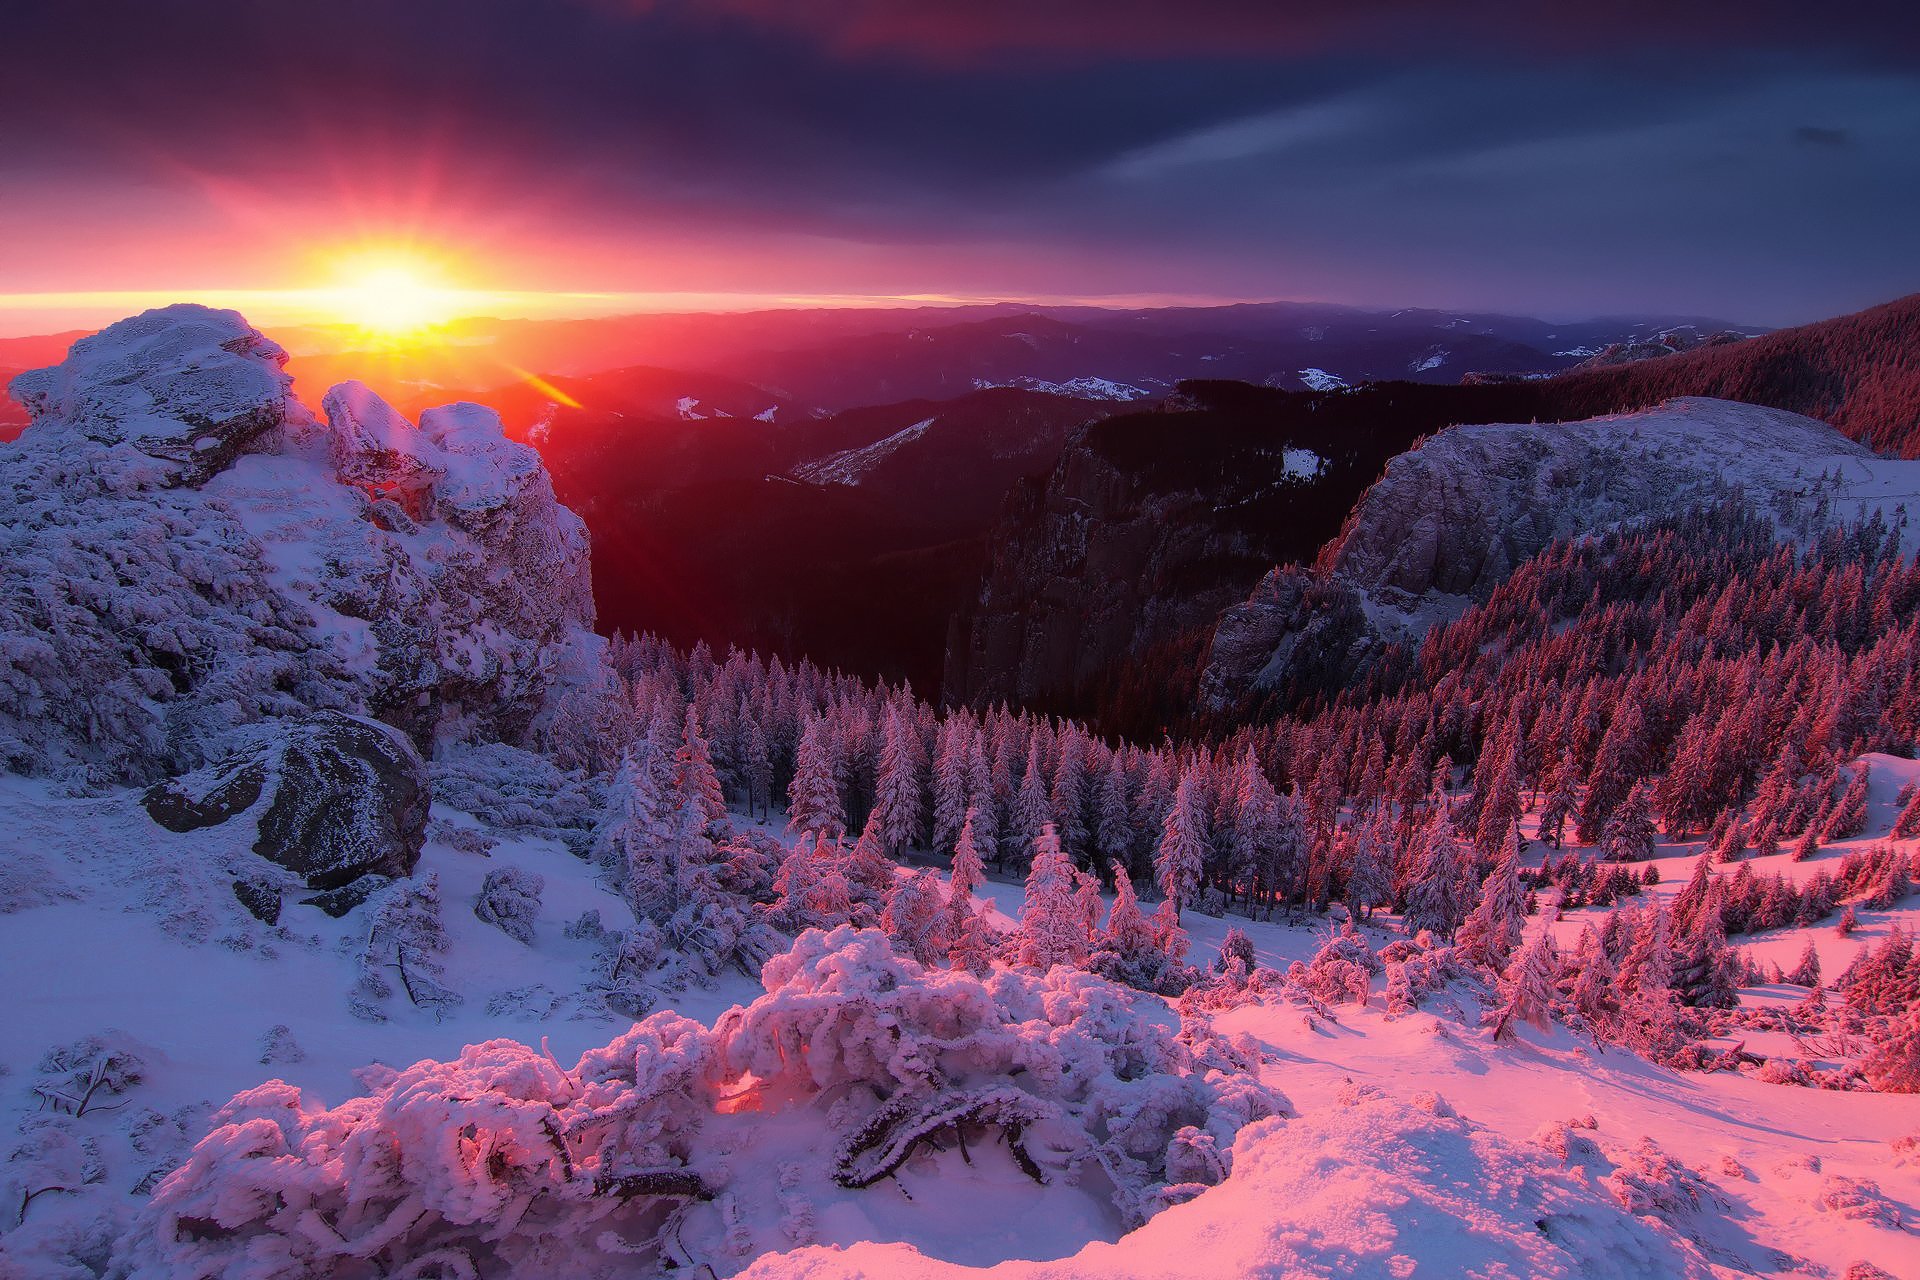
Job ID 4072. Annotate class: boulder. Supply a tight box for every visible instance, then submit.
[143,712,429,892]
[7,304,292,488]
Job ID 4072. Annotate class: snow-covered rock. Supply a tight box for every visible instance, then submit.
[1201,397,1920,706]
[141,711,429,894]
[7,306,293,488]
[0,305,607,784]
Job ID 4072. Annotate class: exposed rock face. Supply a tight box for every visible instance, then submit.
[1200,397,1920,710]
[143,711,429,891]
[1,305,607,783]
[942,382,1437,722]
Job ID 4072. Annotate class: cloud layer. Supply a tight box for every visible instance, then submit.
[3,1,1917,323]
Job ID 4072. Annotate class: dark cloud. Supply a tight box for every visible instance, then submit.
[2,1,1917,323]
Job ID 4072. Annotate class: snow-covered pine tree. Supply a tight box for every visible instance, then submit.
[931,720,971,860]
[870,707,923,857]
[1821,764,1870,841]
[1088,862,1165,989]
[1050,729,1089,865]
[1599,781,1658,862]
[1013,823,1088,969]
[677,704,728,831]
[1672,878,1740,1008]
[880,869,948,966]
[1892,784,1920,839]
[1346,806,1394,920]
[787,713,845,841]
[1472,735,1522,862]
[1785,938,1822,987]
[1456,825,1526,971]
[1567,923,1619,1030]
[744,718,773,821]
[1154,768,1208,916]
[1537,748,1579,849]
[1576,695,1647,845]
[1010,740,1054,871]
[1404,802,1470,939]
[1094,750,1134,878]
[1227,747,1283,912]
[1490,928,1559,1041]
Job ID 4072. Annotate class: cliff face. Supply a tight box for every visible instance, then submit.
[1,305,607,784]
[941,382,1443,725]
[1199,397,1920,711]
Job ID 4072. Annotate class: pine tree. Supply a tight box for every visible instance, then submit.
[1600,782,1658,862]
[946,899,996,976]
[1154,769,1207,915]
[1568,924,1619,1029]
[744,719,772,821]
[1228,748,1284,910]
[1011,740,1053,870]
[1537,748,1579,848]
[1050,730,1089,865]
[1472,737,1523,862]
[1786,938,1822,987]
[1346,807,1394,920]
[1090,862,1163,987]
[931,721,971,860]
[1577,696,1647,844]
[1456,826,1526,971]
[1673,880,1739,1008]
[1014,824,1088,969]
[1491,929,1560,1040]
[871,708,923,856]
[787,714,845,840]
[1404,803,1470,939]
[1094,751,1134,876]
[1821,765,1870,841]
[881,869,948,966]
[677,704,727,831]
[1892,785,1920,840]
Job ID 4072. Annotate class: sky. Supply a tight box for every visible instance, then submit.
[2,0,1918,334]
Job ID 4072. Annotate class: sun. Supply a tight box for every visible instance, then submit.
[315,246,467,339]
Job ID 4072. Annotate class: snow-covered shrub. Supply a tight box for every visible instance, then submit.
[124,927,1279,1275]
[427,818,497,857]
[1380,936,1461,1014]
[474,866,545,944]
[430,742,601,855]
[33,1035,146,1118]
[348,873,461,1021]
[1289,922,1383,1006]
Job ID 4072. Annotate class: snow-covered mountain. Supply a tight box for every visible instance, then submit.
[1201,398,1920,711]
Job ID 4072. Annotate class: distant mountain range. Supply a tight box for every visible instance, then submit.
[10,293,1916,722]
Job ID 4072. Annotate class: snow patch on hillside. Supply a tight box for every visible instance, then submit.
[973,376,1153,402]
[793,417,938,486]
[1296,367,1348,391]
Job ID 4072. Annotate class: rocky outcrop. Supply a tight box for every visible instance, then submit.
[143,712,429,891]
[1199,397,1920,710]
[1,305,607,783]
[7,307,293,487]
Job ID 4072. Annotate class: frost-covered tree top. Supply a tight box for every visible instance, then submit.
[0,305,609,783]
